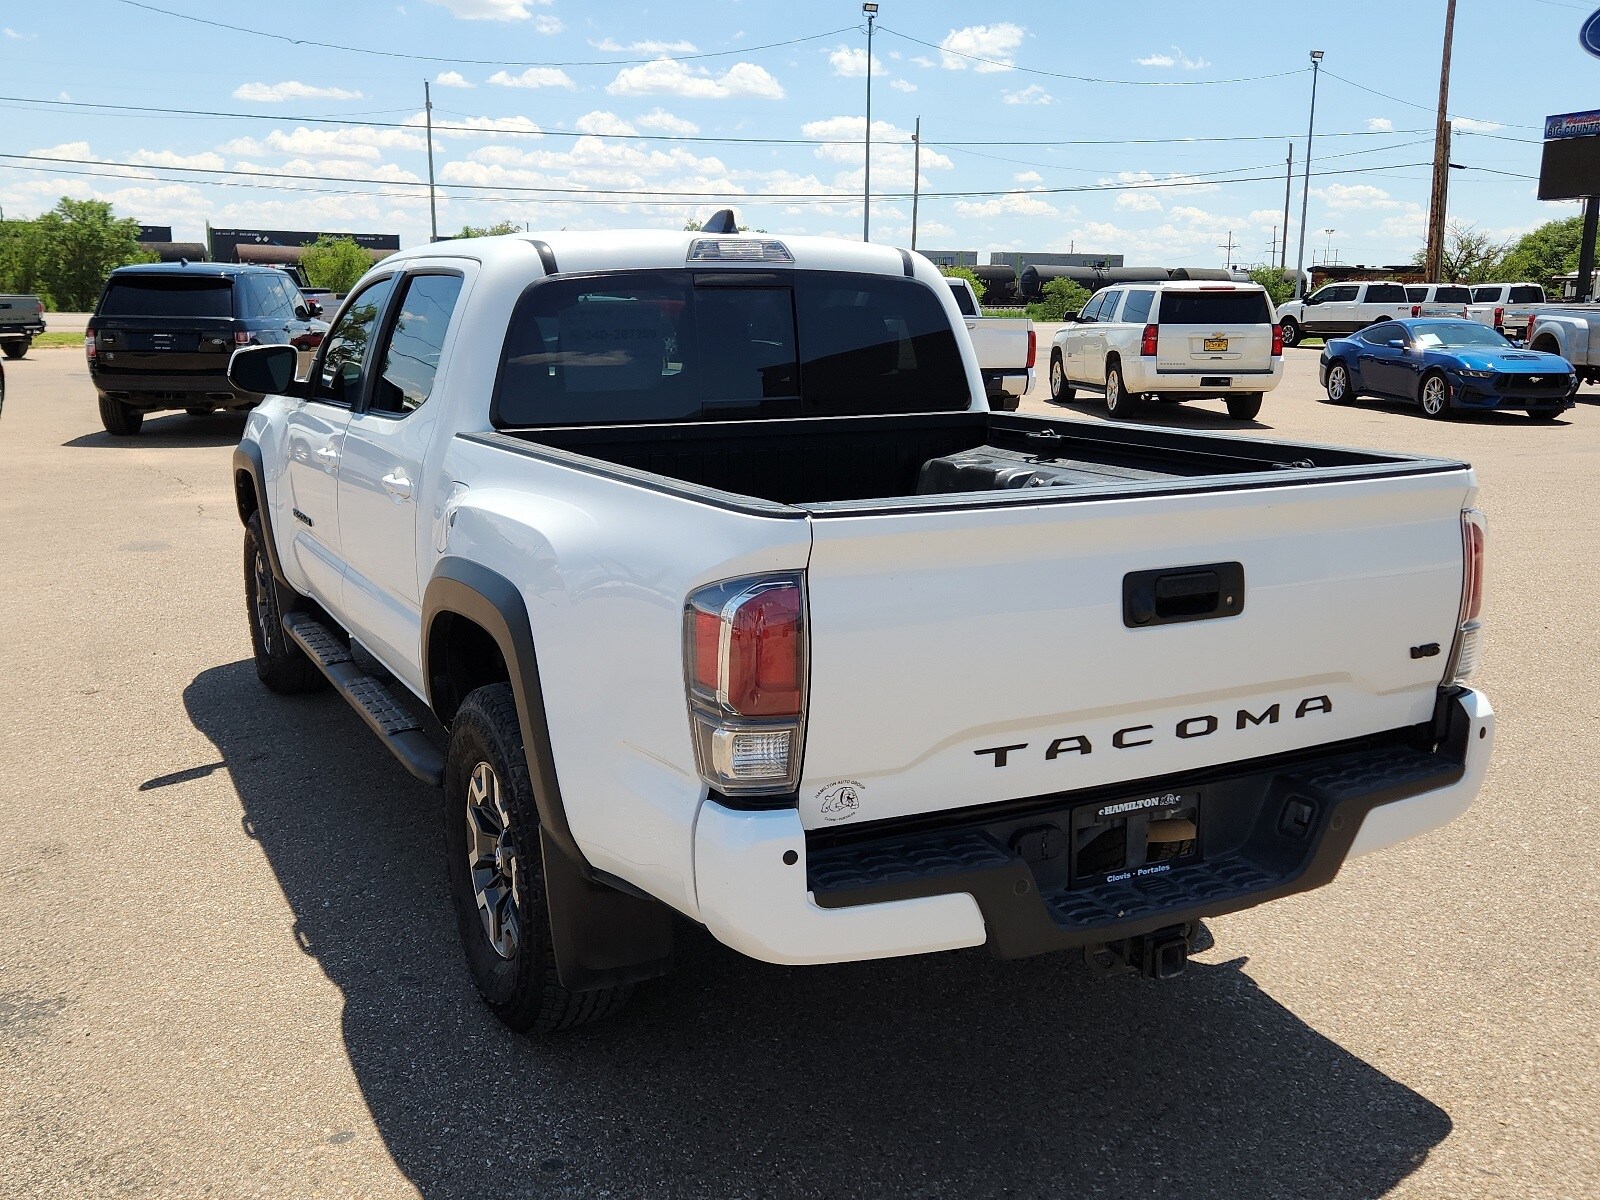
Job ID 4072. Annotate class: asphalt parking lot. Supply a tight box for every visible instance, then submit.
[2,343,1596,1199]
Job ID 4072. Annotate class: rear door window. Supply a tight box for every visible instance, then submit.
[1508,285,1544,303]
[1157,291,1272,324]
[98,276,234,319]
[370,274,465,416]
[494,270,968,425]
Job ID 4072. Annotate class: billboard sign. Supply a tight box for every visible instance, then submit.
[1545,109,1600,140]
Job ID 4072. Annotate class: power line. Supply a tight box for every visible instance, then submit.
[110,1,857,69]
[1322,70,1537,131]
[877,25,1307,86]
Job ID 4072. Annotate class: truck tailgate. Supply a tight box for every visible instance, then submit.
[797,469,1472,829]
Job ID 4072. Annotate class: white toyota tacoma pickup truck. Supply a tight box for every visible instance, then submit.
[229,222,1495,1034]
[945,276,1035,410]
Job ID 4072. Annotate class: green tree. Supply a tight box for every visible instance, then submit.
[1,198,153,309]
[1249,266,1297,308]
[1494,215,1584,286]
[301,235,374,293]
[455,221,523,238]
[1026,276,1092,322]
[939,264,985,303]
[1410,220,1506,282]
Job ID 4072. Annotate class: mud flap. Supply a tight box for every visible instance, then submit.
[541,829,675,991]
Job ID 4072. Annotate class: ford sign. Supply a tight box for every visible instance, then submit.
[1584,7,1600,59]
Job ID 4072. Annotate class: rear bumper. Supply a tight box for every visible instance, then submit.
[692,688,1492,966]
[91,369,253,409]
[1127,360,1283,394]
[0,323,45,338]
[982,368,1034,399]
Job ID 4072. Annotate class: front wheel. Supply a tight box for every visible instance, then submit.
[1323,361,1353,405]
[1225,393,1263,421]
[2,338,29,360]
[1419,371,1453,419]
[444,683,633,1035]
[1048,353,1074,403]
[243,512,324,694]
[1279,317,1302,349]
[1104,362,1133,419]
[98,395,143,436]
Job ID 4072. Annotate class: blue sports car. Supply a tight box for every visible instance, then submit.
[1319,318,1575,421]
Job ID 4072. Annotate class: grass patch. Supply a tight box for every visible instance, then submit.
[27,332,84,349]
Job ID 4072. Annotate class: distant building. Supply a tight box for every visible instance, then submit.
[915,249,979,268]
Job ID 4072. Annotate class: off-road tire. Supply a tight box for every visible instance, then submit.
[1225,393,1264,421]
[243,512,324,694]
[444,683,633,1035]
[98,395,143,436]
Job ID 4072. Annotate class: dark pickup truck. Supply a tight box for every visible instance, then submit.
[87,262,326,435]
[0,293,46,359]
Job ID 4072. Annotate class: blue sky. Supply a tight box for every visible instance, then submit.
[1,0,1596,267]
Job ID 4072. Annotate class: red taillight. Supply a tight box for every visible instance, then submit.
[1271,323,1284,356]
[1026,327,1037,370]
[1461,512,1485,623]
[234,330,252,346]
[1493,306,1505,332]
[691,609,721,694]
[1411,304,1422,317]
[725,586,802,716]
[1141,323,1158,356]
[84,332,96,361]
[35,300,44,317]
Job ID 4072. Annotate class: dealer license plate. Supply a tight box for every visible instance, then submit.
[1203,336,1229,352]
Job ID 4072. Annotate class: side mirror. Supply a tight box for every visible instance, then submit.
[1305,295,1320,306]
[294,303,311,320]
[229,344,299,395]
[306,301,323,318]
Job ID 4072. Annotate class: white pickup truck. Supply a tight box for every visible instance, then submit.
[945,276,1035,410]
[1525,306,1600,385]
[1464,282,1546,341]
[228,224,1495,1034]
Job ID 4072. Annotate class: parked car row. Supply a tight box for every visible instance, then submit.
[1278,280,1550,347]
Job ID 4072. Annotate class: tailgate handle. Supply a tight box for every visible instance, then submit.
[1124,562,1245,628]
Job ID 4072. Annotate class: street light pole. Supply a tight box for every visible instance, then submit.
[424,79,438,242]
[862,3,877,242]
[910,115,921,250]
[1292,50,1324,298]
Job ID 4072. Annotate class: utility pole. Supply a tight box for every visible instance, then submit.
[910,115,921,250]
[1424,0,1458,282]
[1219,231,1235,269]
[1293,51,1324,298]
[424,80,438,242]
[862,3,878,242]
[1280,142,1293,270]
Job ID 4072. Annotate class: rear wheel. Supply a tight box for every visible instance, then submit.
[1225,393,1263,421]
[1279,317,1302,349]
[1104,362,1132,418]
[1419,371,1452,419]
[1323,361,1353,405]
[97,395,143,436]
[1048,353,1074,403]
[444,683,633,1035]
[2,338,28,360]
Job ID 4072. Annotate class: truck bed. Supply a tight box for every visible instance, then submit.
[481,412,1461,512]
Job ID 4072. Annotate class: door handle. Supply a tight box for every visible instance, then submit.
[1123,562,1245,628]
[381,470,413,500]
[315,445,340,464]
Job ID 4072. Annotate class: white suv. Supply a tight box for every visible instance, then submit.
[1047,281,1284,421]
[1276,280,1412,347]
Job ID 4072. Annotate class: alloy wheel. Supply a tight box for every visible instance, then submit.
[1421,376,1447,416]
[1327,365,1347,402]
[252,547,277,654]
[465,761,522,960]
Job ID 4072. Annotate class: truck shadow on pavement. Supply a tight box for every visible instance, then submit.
[62,412,248,450]
[184,660,1450,1200]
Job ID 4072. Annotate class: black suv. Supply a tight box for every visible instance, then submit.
[87,262,327,435]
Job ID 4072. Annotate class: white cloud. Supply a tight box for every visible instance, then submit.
[1366,117,1394,132]
[435,71,474,89]
[220,123,427,160]
[828,45,885,77]
[574,110,637,136]
[1452,116,1503,133]
[889,79,917,93]
[233,81,363,102]
[1014,170,1043,184]
[1316,182,1403,210]
[127,149,227,171]
[593,37,698,53]
[488,67,576,89]
[938,24,1025,72]
[635,108,699,135]
[954,192,1059,219]
[607,58,784,100]
[425,0,551,20]
[911,55,936,68]
[1135,47,1211,69]
[533,14,562,34]
[4,27,36,39]
[1004,84,1052,106]
[1116,191,1164,212]
[30,141,94,160]
[422,112,543,139]
[1098,169,1218,195]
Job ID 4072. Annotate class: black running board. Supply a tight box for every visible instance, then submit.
[282,611,444,786]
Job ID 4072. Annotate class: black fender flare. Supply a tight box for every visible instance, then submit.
[422,557,674,991]
[233,441,289,587]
